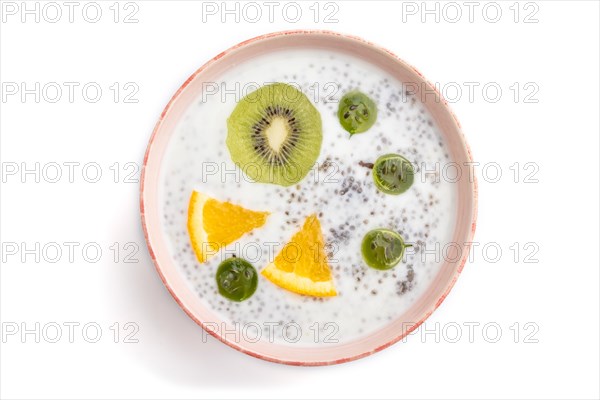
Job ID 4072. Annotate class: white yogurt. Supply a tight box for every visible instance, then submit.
[159,49,457,345]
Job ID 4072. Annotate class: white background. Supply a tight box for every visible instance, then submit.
[1,1,599,399]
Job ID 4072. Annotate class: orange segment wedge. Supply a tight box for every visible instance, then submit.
[261,214,337,297]
[187,191,269,263]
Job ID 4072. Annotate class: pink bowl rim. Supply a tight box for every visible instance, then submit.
[140,29,478,366]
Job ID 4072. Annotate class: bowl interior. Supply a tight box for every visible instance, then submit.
[140,31,477,365]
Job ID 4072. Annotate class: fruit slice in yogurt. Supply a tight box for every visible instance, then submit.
[216,257,258,302]
[261,214,337,297]
[373,154,414,195]
[187,191,270,263]
[337,90,377,135]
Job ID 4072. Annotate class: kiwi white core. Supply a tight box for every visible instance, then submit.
[265,117,289,153]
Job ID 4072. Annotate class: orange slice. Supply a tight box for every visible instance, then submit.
[261,214,337,297]
[187,191,269,263]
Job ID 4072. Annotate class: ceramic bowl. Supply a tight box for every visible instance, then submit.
[140,30,478,366]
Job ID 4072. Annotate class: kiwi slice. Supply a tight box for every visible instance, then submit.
[226,83,322,187]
